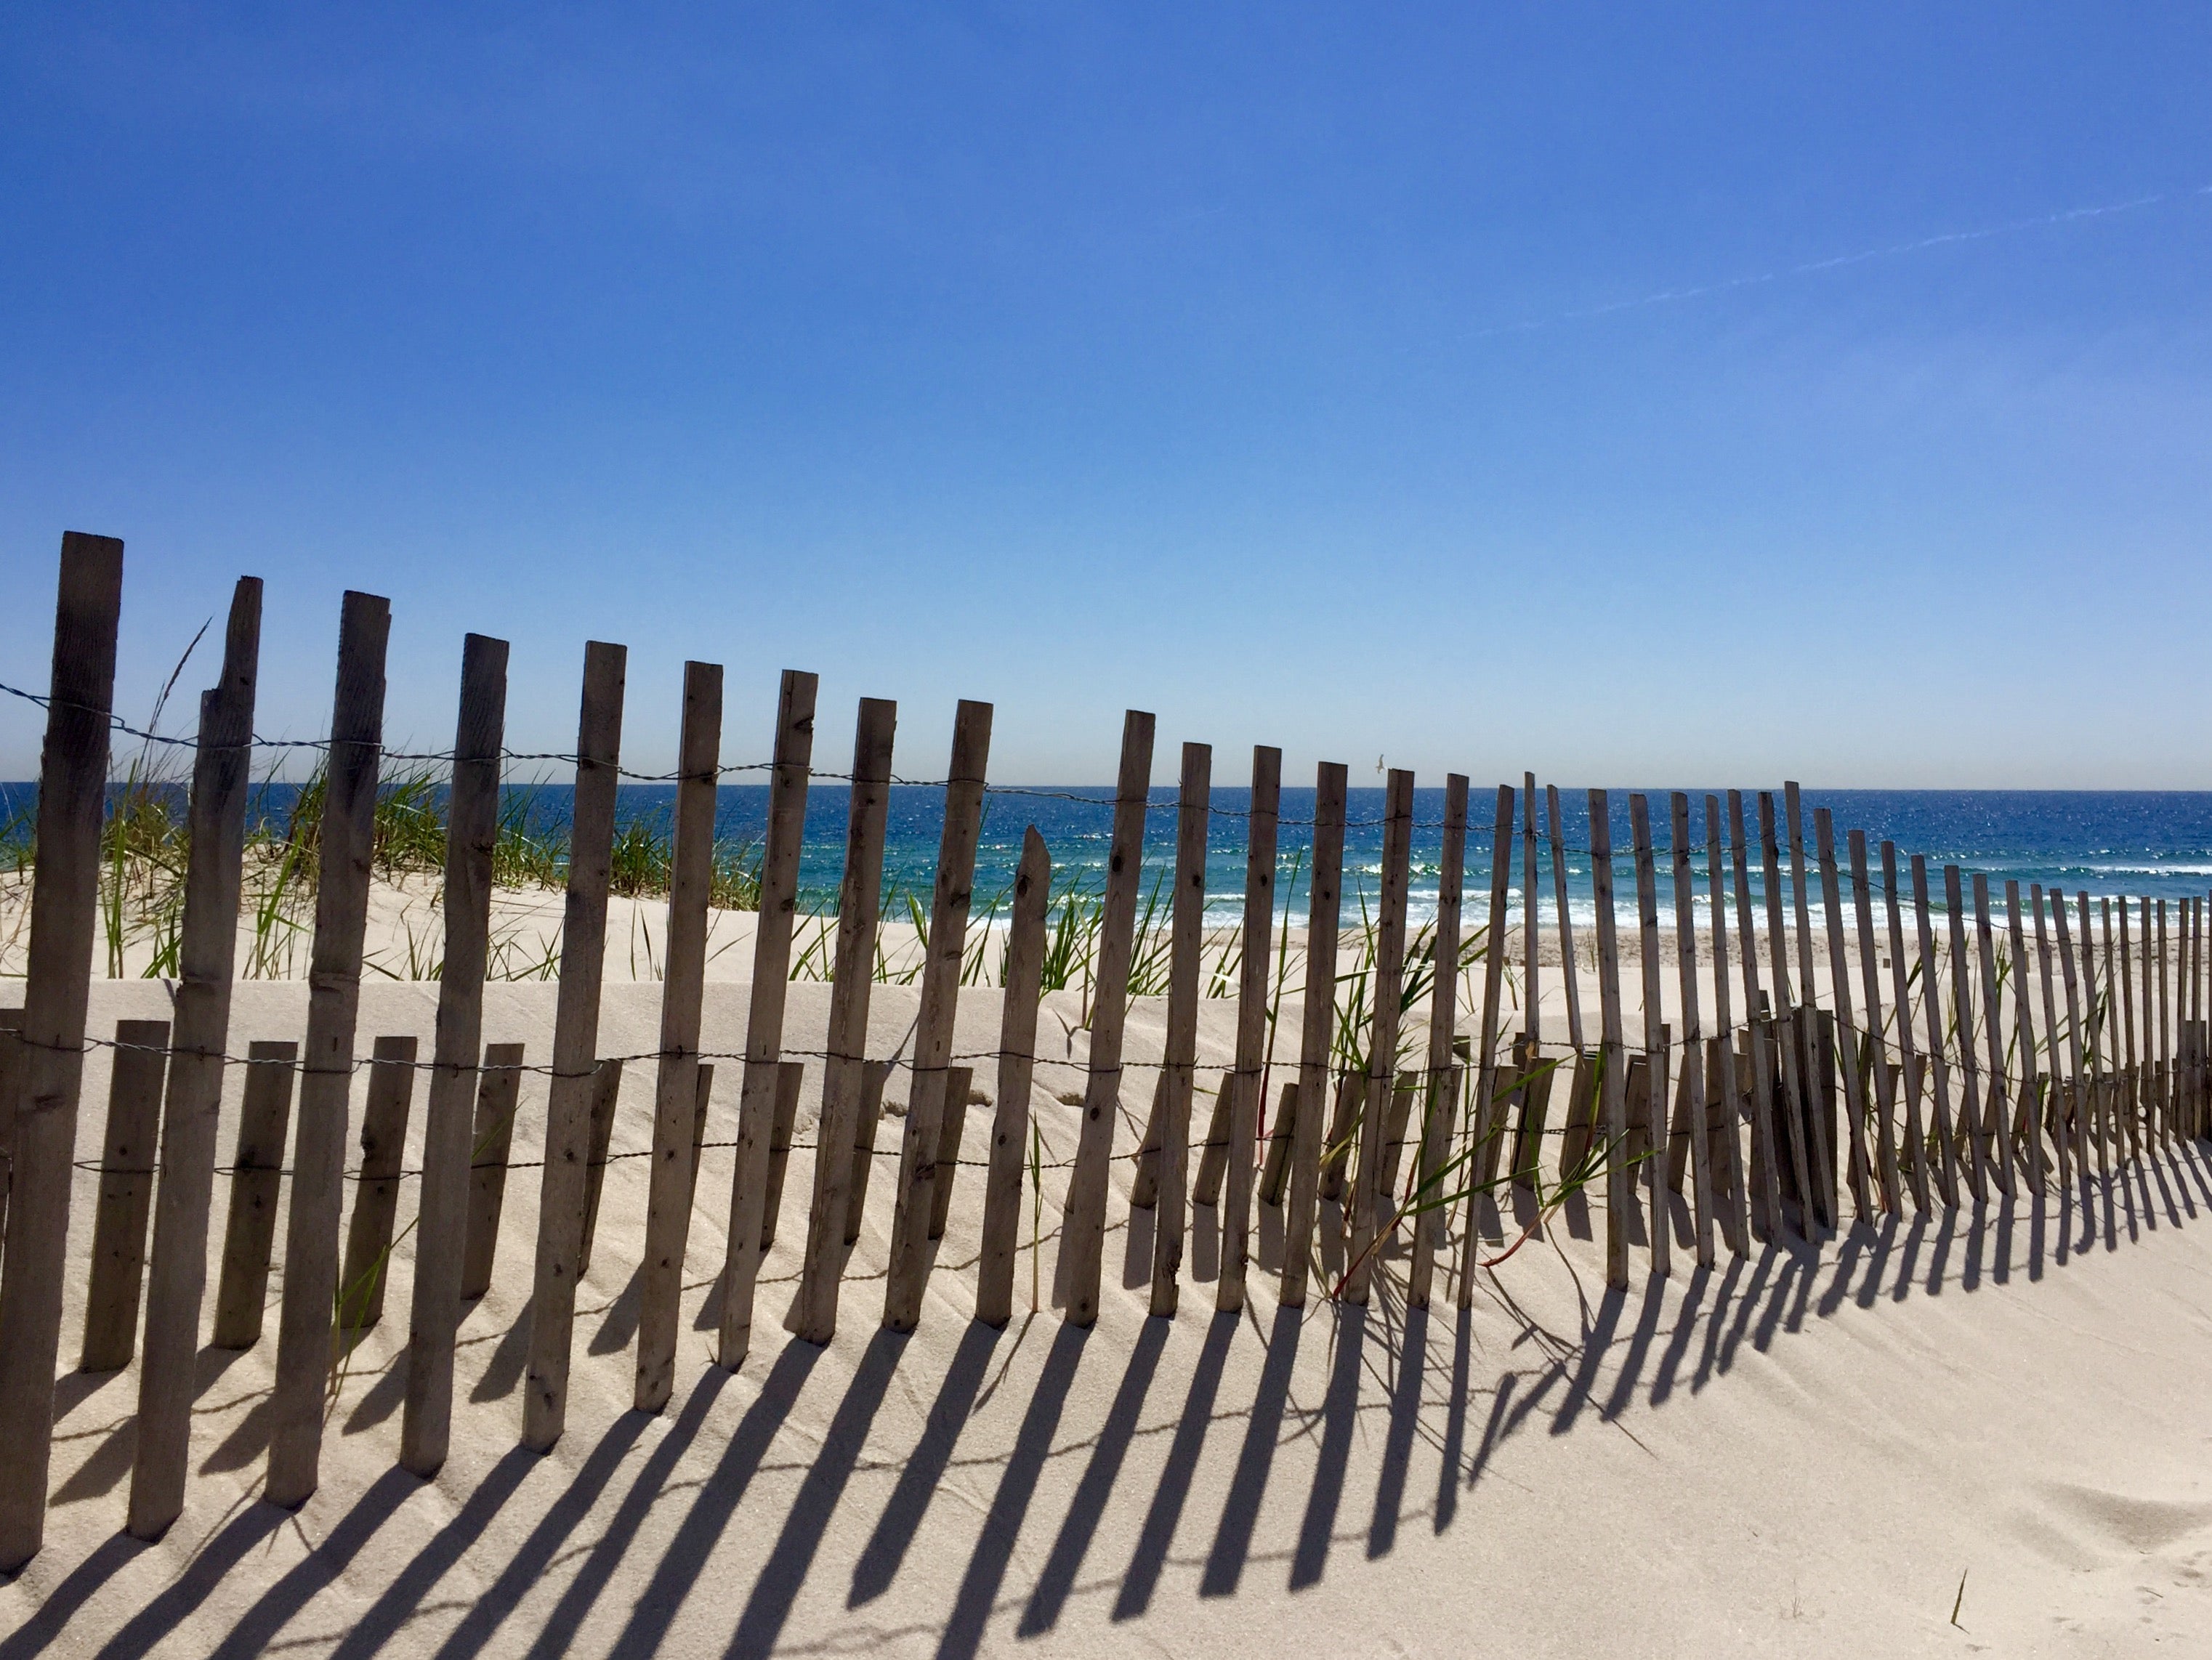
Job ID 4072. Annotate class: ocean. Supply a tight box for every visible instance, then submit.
[12,780,2200,928]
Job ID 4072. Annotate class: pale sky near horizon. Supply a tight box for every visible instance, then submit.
[4,5,2210,788]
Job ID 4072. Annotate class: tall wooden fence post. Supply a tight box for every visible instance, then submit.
[0,533,124,1569]
[1815,810,1877,1220]
[1060,712,1155,1327]
[1972,874,2017,1197]
[1668,794,1714,1268]
[1584,792,1631,1289]
[1345,769,1412,1304]
[1456,787,1516,1302]
[883,700,993,1332]
[125,574,258,1540]
[1280,762,1347,1308]
[788,697,897,1344]
[519,640,626,1454]
[399,633,507,1474]
[265,589,390,1510]
[719,670,817,1369]
[1216,748,1281,1313]
[1848,830,1902,1213]
[1408,775,1467,1308]
[977,830,1053,1326]
[634,661,722,1411]
[1147,742,1211,1316]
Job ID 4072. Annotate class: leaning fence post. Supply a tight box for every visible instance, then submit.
[1406,774,1467,1309]
[1729,793,1783,1238]
[1344,768,1412,1305]
[520,639,626,1455]
[1214,746,1281,1314]
[1279,762,1347,1309]
[0,533,123,1569]
[883,700,993,1334]
[1147,742,1212,1317]
[400,631,506,1476]
[1706,795,1749,1253]
[1060,711,1155,1328]
[788,697,897,1345]
[264,590,391,1510]
[719,669,817,1371]
[977,829,1053,1327]
[1884,846,1934,1210]
[2031,885,2070,1189]
[634,661,722,1412]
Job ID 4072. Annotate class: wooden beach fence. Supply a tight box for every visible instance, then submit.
[4,529,2212,1563]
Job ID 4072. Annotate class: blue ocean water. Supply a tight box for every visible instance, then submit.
[9,780,2212,926]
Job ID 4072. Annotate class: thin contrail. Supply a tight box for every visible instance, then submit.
[1461,185,2212,341]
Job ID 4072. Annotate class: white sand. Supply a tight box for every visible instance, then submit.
[2,976,2210,1657]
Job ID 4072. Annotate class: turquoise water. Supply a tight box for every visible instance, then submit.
[12,782,2212,925]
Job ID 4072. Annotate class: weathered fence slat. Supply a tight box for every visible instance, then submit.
[461,1045,528,1300]
[1406,774,1466,1308]
[0,1008,20,1266]
[687,1064,715,1213]
[211,1045,300,1347]
[1759,793,1817,1234]
[1586,790,1631,1290]
[338,1036,419,1333]
[636,660,722,1412]
[1147,742,1212,1316]
[519,639,626,1456]
[928,1066,976,1242]
[122,578,264,1551]
[1708,795,1749,1255]
[1344,767,1412,1305]
[1668,794,1714,1268]
[1941,866,1990,1206]
[400,632,506,1475]
[1971,875,2016,1198]
[2004,883,2044,1189]
[1280,761,1347,1308]
[1731,793,1783,1239]
[2051,891,2089,1186]
[844,1061,895,1245]
[2080,894,2109,1182]
[1216,746,1281,1313]
[79,1020,169,1372]
[789,696,897,1344]
[884,700,993,1332]
[1549,784,1584,1053]
[1849,830,1902,1213]
[977,826,1052,1326]
[1629,794,1671,1278]
[2031,886,2071,1189]
[267,588,391,1509]
[1456,787,1517,1299]
[577,1057,624,1276]
[1060,711,1155,1327]
[1908,857,1962,1210]
[1814,811,1876,1221]
[0,533,124,1571]
[719,670,817,1369]
[757,1061,804,1247]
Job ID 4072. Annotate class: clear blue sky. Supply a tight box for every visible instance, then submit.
[4,4,2209,787]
